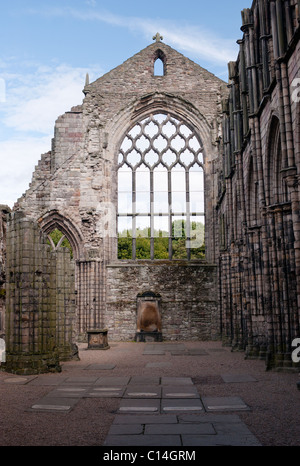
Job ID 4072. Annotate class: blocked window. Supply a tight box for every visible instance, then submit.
[117,113,205,260]
[268,117,290,205]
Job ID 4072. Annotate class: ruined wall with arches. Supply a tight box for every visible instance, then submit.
[217,0,300,370]
[2,1,300,374]
[2,38,226,372]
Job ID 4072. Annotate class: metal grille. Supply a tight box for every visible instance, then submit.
[117,112,205,260]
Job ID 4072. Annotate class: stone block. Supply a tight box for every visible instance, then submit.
[144,423,216,435]
[104,434,181,446]
[201,396,250,412]
[161,398,204,413]
[124,385,162,398]
[118,399,160,414]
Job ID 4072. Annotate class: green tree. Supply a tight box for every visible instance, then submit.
[118,237,132,259]
[48,229,73,258]
[117,221,205,260]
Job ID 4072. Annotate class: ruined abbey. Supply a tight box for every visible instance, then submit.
[0,0,299,374]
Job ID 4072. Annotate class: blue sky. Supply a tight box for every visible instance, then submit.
[0,0,252,207]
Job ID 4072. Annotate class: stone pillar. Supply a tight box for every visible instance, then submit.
[55,247,78,361]
[0,205,10,339]
[5,212,60,374]
[77,260,105,340]
[5,211,77,374]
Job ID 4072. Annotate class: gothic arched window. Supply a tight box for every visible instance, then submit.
[117,113,205,261]
[268,117,289,205]
[47,228,73,258]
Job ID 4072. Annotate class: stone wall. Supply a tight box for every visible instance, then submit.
[106,261,219,342]
[5,211,76,374]
[217,0,300,370]
[9,37,226,347]
[0,205,10,338]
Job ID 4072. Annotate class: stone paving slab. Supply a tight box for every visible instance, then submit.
[84,364,116,371]
[108,424,144,435]
[161,377,193,385]
[3,376,37,385]
[104,434,182,446]
[104,413,262,447]
[129,376,161,385]
[161,398,204,413]
[182,434,261,446]
[86,386,125,398]
[28,376,67,386]
[145,362,172,368]
[112,414,178,424]
[145,344,185,351]
[178,413,242,423]
[221,373,257,383]
[187,349,209,356]
[162,386,200,399]
[94,376,131,385]
[145,422,216,435]
[29,396,80,413]
[118,398,160,414]
[124,385,162,398]
[46,386,89,398]
[143,344,186,355]
[143,349,165,355]
[202,396,250,411]
[62,376,98,385]
[208,348,228,352]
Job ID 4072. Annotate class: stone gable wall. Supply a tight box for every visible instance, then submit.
[8,39,225,345]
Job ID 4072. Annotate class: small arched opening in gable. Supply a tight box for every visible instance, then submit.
[153,50,166,76]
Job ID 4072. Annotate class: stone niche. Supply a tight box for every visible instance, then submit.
[135,291,162,342]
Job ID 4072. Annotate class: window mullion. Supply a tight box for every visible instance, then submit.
[150,170,154,260]
[168,169,172,260]
[186,169,191,261]
[132,169,136,260]
[117,113,205,261]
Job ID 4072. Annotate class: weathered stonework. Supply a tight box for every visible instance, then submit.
[1,0,300,373]
[6,38,225,357]
[5,212,76,374]
[106,262,219,342]
[217,0,300,370]
[0,205,10,339]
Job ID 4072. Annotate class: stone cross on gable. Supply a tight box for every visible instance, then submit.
[153,32,163,42]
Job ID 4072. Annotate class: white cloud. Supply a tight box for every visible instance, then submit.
[3,64,95,134]
[0,62,103,207]
[28,7,238,66]
[0,136,51,207]
[136,20,237,64]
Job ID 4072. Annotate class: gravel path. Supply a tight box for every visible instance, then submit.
[0,340,299,447]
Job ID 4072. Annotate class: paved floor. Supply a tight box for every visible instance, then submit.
[0,340,299,447]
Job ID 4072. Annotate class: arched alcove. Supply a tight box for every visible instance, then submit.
[267,116,289,205]
[153,49,166,76]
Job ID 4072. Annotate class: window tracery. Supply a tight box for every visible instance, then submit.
[117,112,205,260]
